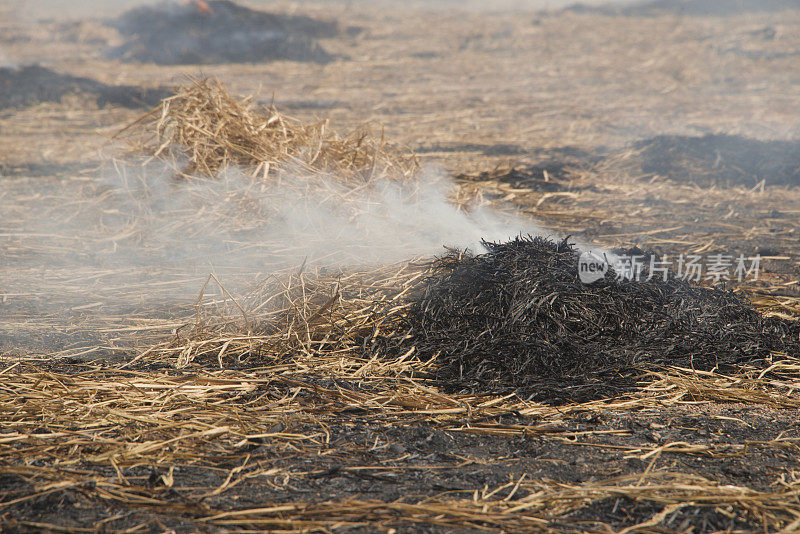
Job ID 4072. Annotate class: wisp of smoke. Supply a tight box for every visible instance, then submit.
[0,46,16,69]
[4,161,547,317]
[99,162,541,267]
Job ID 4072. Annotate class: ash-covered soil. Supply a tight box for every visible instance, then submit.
[571,0,800,16]
[632,134,800,187]
[469,135,800,190]
[0,64,170,110]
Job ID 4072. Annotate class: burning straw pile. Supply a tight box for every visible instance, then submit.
[403,236,800,399]
[147,235,800,403]
[108,0,340,64]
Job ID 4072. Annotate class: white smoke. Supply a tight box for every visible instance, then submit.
[1,161,545,318]
[0,46,16,69]
[99,162,539,265]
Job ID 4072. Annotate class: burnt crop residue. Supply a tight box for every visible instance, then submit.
[404,236,798,402]
[0,65,170,110]
[634,134,800,188]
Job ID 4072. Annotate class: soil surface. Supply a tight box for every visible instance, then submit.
[2,379,797,533]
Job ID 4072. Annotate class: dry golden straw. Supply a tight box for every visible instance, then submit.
[118,76,419,184]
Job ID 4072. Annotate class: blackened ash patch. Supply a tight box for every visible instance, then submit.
[634,134,800,188]
[0,65,170,110]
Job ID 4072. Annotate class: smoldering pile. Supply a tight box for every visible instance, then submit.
[401,236,799,401]
[108,0,342,65]
[0,65,170,110]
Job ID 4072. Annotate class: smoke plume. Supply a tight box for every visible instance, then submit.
[0,46,16,68]
[2,161,546,317]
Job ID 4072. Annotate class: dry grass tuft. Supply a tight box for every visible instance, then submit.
[147,261,426,370]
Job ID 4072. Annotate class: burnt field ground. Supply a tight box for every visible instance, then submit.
[1,1,800,532]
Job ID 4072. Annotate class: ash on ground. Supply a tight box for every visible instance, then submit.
[108,0,341,65]
[0,65,170,110]
[633,134,800,188]
[403,236,798,402]
[570,0,800,17]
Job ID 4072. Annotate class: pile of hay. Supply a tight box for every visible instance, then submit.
[108,0,340,64]
[0,65,169,110]
[150,234,799,402]
[122,77,419,184]
[403,236,799,400]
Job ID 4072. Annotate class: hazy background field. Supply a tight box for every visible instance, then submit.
[7,0,635,19]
